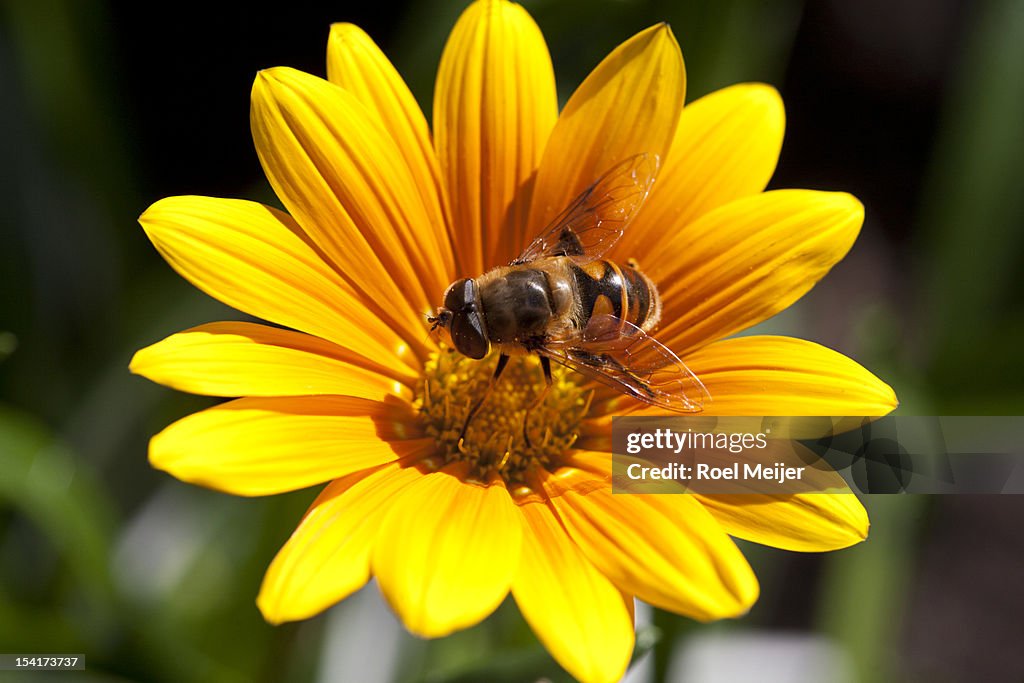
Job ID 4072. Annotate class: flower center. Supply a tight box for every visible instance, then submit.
[415,348,591,482]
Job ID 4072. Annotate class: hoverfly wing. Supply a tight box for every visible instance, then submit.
[512,153,659,266]
[541,314,708,413]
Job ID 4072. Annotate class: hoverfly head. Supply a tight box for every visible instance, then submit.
[439,278,489,360]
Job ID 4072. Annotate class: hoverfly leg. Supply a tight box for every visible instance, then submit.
[523,356,554,448]
[458,353,511,451]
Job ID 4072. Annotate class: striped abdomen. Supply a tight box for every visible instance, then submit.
[570,260,662,334]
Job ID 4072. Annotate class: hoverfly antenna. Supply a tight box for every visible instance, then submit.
[427,309,452,331]
[423,315,440,347]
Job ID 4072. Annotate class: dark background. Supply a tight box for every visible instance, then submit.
[1,0,1022,680]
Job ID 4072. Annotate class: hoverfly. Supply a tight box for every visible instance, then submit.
[428,153,709,445]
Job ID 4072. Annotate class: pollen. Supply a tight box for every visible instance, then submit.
[415,348,592,482]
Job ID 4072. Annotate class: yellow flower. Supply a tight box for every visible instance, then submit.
[131,2,896,681]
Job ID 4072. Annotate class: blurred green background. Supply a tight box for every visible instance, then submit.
[1,0,1023,681]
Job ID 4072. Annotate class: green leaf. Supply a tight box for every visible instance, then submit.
[0,332,15,361]
[917,0,1024,400]
[0,406,118,647]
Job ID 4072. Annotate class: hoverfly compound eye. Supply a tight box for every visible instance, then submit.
[450,310,488,359]
[443,279,476,312]
[441,279,489,359]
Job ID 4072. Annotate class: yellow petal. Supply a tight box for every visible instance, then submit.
[533,452,758,620]
[527,24,685,232]
[619,83,784,257]
[139,196,421,369]
[593,420,870,552]
[585,335,897,423]
[696,493,869,552]
[687,335,898,415]
[434,0,557,271]
[647,190,864,357]
[130,321,416,396]
[258,463,424,624]
[149,396,433,496]
[326,23,450,259]
[512,498,634,683]
[251,67,454,326]
[373,464,523,637]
